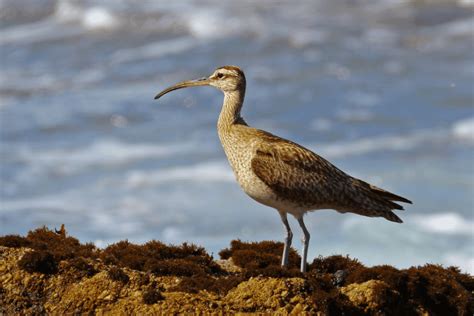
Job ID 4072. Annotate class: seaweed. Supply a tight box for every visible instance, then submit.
[1,227,97,264]
[0,235,32,248]
[68,257,97,277]
[100,241,148,270]
[142,288,164,305]
[101,240,223,276]
[405,264,471,315]
[219,240,302,278]
[311,288,364,316]
[307,257,472,315]
[3,228,472,314]
[18,250,58,275]
[296,268,360,314]
[447,266,474,291]
[145,259,206,276]
[346,265,408,290]
[25,227,97,261]
[172,275,244,295]
[107,267,129,283]
[309,255,364,275]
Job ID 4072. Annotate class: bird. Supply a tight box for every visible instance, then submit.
[154,65,412,273]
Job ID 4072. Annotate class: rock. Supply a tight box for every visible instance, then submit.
[224,277,309,312]
[0,228,472,315]
[333,269,347,287]
[216,258,242,273]
[340,280,399,312]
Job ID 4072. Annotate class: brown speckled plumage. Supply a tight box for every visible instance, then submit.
[155,65,412,272]
[251,128,410,220]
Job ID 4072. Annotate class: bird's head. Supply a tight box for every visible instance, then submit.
[154,65,245,100]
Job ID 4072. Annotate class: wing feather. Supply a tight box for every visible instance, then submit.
[249,129,411,222]
[250,130,349,208]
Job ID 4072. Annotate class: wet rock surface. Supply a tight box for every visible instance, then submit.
[0,227,472,315]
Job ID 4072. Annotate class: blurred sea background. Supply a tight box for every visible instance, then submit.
[0,0,473,273]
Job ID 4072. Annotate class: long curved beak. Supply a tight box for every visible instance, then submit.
[154,77,211,100]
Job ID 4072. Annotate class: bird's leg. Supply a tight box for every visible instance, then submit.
[278,211,293,267]
[297,216,310,273]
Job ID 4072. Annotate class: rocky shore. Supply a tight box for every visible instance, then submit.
[0,227,472,315]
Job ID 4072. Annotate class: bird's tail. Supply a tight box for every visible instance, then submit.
[348,179,412,223]
[369,184,412,204]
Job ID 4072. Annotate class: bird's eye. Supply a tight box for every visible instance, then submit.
[217,73,224,79]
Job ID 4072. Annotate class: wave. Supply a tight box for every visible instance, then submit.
[125,160,234,188]
[55,1,119,30]
[0,0,119,45]
[342,211,473,237]
[0,196,65,212]
[12,140,194,174]
[312,118,474,159]
[187,12,246,39]
[314,129,446,159]
[340,211,473,273]
[1,0,472,44]
[411,212,473,236]
[0,19,82,45]
[111,37,197,64]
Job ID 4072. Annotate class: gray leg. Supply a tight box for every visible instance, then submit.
[278,211,293,267]
[297,216,310,273]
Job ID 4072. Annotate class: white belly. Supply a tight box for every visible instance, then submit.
[219,127,309,216]
[231,159,310,215]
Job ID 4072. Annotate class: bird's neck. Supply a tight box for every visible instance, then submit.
[217,89,246,130]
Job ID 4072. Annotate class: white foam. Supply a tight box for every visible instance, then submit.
[186,9,232,39]
[82,6,118,30]
[411,213,473,236]
[459,0,474,6]
[111,37,196,64]
[0,19,82,45]
[55,1,118,30]
[187,10,219,39]
[0,2,118,45]
[110,114,128,128]
[126,160,234,188]
[452,117,474,142]
[55,0,83,23]
[184,7,259,39]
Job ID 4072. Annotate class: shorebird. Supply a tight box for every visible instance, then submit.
[154,66,412,273]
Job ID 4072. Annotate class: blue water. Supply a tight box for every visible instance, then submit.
[1,0,473,273]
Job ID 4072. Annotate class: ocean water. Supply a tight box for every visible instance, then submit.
[1,0,473,273]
